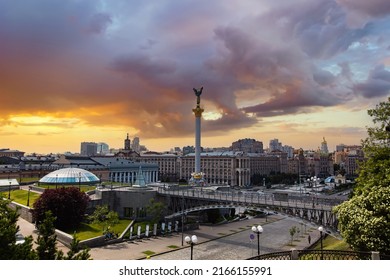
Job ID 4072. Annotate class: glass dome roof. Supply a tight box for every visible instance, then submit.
[39,167,100,184]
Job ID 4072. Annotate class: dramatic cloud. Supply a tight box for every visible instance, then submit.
[354,65,390,98]
[0,0,389,152]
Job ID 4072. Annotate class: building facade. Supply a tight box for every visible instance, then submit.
[179,151,287,187]
[140,152,180,182]
[80,142,98,156]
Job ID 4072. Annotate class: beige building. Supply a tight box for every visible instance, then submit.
[140,152,180,182]
[180,151,285,187]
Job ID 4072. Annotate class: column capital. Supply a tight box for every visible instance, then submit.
[193,107,204,118]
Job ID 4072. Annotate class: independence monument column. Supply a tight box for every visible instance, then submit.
[190,87,205,186]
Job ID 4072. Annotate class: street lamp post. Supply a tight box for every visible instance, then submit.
[27,186,31,207]
[8,181,11,199]
[318,226,324,260]
[181,194,185,246]
[185,235,198,260]
[78,172,81,191]
[251,225,263,256]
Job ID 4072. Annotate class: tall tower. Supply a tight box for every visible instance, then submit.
[190,87,205,186]
[124,133,131,150]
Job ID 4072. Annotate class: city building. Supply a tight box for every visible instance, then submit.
[115,134,140,159]
[131,136,140,153]
[93,157,158,185]
[182,146,195,155]
[344,150,365,177]
[97,142,109,155]
[0,148,25,157]
[248,153,281,176]
[80,142,98,156]
[140,152,180,182]
[181,151,250,186]
[231,138,264,153]
[268,150,288,173]
[54,155,158,184]
[333,144,364,177]
[281,145,294,159]
[180,151,286,187]
[269,139,282,152]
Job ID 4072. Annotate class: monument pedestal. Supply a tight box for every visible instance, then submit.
[189,172,205,187]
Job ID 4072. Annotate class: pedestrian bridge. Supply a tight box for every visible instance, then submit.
[164,203,267,220]
[157,187,343,230]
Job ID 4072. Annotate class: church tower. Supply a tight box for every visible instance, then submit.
[321,137,329,154]
[124,133,131,150]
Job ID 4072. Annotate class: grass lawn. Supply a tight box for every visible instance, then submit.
[19,177,40,183]
[313,235,351,251]
[69,219,132,240]
[1,189,40,206]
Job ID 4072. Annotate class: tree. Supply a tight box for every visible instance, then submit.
[88,205,119,234]
[35,211,62,260]
[35,211,91,260]
[63,234,91,260]
[0,201,90,260]
[0,200,36,260]
[33,187,90,230]
[289,226,297,245]
[355,97,390,194]
[334,186,390,254]
[145,198,167,224]
[334,97,390,254]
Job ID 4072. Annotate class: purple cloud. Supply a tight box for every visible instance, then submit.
[354,65,390,98]
[85,13,112,34]
[337,0,390,17]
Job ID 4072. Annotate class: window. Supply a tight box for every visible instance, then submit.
[136,207,147,218]
[124,207,134,218]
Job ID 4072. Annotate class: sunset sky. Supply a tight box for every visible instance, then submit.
[1,0,390,154]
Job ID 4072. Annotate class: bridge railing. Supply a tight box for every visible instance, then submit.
[247,249,387,260]
[157,187,339,211]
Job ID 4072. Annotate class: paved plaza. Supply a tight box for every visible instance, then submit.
[18,214,321,260]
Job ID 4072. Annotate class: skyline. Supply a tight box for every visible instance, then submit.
[1,1,390,154]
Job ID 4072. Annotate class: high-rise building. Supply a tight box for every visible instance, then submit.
[131,136,140,153]
[80,142,98,156]
[97,142,109,155]
[281,145,294,159]
[269,139,282,152]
